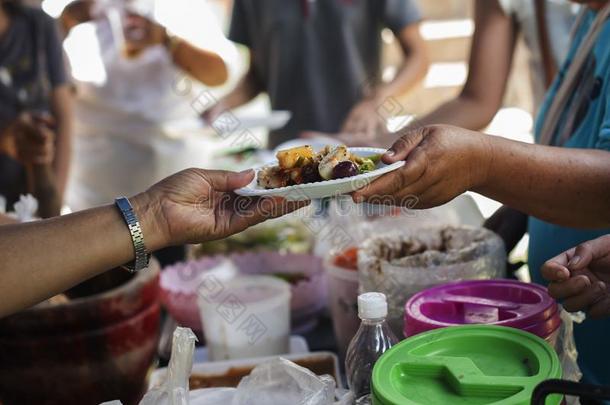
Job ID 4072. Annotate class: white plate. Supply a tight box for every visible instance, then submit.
[235,147,405,201]
[234,110,291,131]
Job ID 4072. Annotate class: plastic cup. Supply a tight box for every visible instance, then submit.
[372,325,563,405]
[197,275,291,361]
[324,251,360,359]
[404,280,561,348]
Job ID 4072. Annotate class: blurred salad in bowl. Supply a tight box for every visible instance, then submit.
[190,218,314,258]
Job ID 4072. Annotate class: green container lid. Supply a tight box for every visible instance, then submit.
[372,325,562,405]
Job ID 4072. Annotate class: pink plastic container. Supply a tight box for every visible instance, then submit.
[404,280,561,347]
[160,252,326,334]
[160,257,224,332]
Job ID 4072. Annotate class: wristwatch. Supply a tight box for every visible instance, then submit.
[115,197,151,272]
[163,30,181,56]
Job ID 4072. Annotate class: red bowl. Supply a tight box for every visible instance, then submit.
[0,262,161,405]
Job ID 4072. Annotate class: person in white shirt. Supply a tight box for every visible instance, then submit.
[60,0,239,211]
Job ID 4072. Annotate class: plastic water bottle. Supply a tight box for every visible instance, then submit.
[345,292,399,403]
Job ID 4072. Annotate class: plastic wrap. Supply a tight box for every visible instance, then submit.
[0,194,39,222]
[231,357,335,405]
[557,308,583,383]
[140,327,198,405]
[358,226,506,334]
[314,194,485,259]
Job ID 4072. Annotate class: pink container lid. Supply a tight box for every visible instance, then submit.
[404,280,560,339]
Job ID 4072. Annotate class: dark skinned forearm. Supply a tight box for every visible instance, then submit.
[475,135,610,228]
[410,0,515,131]
[0,193,163,317]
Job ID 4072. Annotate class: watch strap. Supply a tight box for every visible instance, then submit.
[115,197,150,272]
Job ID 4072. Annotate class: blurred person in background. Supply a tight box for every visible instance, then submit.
[60,0,236,213]
[0,113,62,217]
[203,0,429,148]
[343,0,579,278]
[345,0,579,147]
[409,0,579,131]
[353,0,610,386]
[0,0,73,213]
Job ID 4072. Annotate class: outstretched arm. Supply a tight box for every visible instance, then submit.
[169,37,228,87]
[0,169,306,317]
[202,52,264,123]
[50,85,73,199]
[120,13,228,86]
[353,125,610,229]
[341,23,429,137]
[409,0,515,131]
[340,0,515,147]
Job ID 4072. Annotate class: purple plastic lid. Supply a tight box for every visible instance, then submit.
[404,280,560,339]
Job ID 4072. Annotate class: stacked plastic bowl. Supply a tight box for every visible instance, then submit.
[403,280,562,348]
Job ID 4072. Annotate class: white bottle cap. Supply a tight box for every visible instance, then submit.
[357,292,388,319]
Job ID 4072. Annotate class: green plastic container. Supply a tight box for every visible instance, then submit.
[371,325,562,405]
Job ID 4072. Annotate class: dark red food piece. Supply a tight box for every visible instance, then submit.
[332,161,358,179]
[301,163,323,184]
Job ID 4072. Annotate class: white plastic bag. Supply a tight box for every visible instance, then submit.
[12,194,38,222]
[1,194,39,222]
[231,358,335,405]
[140,327,198,405]
[557,308,583,383]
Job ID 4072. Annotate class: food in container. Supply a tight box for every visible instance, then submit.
[324,248,360,359]
[371,325,563,405]
[358,226,506,335]
[148,352,343,390]
[333,246,358,271]
[404,280,561,348]
[197,275,291,361]
[190,218,313,258]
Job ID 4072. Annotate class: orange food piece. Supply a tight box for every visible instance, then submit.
[333,246,358,270]
[276,145,314,169]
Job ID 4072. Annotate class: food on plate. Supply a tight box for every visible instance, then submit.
[332,161,358,179]
[257,145,380,189]
[276,145,315,169]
